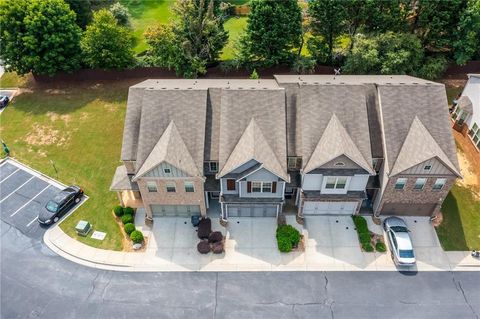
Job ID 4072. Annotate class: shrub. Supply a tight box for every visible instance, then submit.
[113,205,124,217]
[352,215,368,234]
[276,224,301,252]
[121,214,134,225]
[359,232,371,244]
[208,231,223,244]
[130,230,144,243]
[362,242,374,252]
[124,223,135,235]
[375,242,387,253]
[123,206,134,216]
[212,242,224,254]
[197,240,210,254]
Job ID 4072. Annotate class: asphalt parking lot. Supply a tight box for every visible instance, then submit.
[0,159,84,239]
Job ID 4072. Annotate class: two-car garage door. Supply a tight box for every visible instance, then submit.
[227,205,278,217]
[151,205,201,217]
[303,201,357,215]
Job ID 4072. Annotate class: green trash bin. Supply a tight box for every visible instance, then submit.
[75,220,92,236]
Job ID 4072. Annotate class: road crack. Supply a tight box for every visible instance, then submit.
[452,273,479,319]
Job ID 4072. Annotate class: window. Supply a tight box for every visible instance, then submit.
[334,162,345,167]
[287,157,302,170]
[166,182,176,192]
[262,182,272,193]
[226,179,236,191]
[469,123,480,149]
[394,178,407,190]
[252,181,262,192]
[147,181,157,192]
[414,178,427,190]
[184,181,195,192]
[424,165,432,171]
[209,162,218,172]
[433,178,446,190]
[325,177,347,189]
[163,168,171,174]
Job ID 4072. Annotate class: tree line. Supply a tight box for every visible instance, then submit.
[1,0,479,79]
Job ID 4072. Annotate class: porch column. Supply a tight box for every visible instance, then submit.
[116,191,125,207]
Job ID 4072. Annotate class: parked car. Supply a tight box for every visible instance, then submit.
[0,95,9,108]
[38,186,84,225]
[383,217,416,266]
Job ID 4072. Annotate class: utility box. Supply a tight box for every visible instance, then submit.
[75,220,92,236]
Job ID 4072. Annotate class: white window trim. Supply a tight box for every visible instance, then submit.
[433,178,447,190]
[163,168,171,174]
[321,176,350,194]
[184,181,195,193]
[250,181,274,193]
[423,165,432,171]
[209,161,218,173]
[394,178,407,190]
[414,178,427,190]
[146,181,157,192]
[166,182,176,193]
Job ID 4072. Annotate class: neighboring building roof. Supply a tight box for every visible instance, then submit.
[298,84,373,174]
[304,114,375,174]
[390,117,461,177]
[218,118,289,181]
[457,95,473,114]
[134,121,201,180]
[110,165,139,191]
[378,84,460,176]
[217,88,288,181]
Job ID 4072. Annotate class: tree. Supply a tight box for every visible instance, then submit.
[362,0,410,33]
[0,0,82,76]
[64,0,92,29]
[343,32,424,75]
[308,0,348,65]
[81,9,135,69]
[237,0,302,67]
[109,2,131,27]
[144,0,228,78]
[453,0,480,65]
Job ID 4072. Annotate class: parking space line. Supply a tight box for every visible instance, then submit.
[26,217,38,227]
[0,168,20,183]
[10,185,51,217]
[0,176,34,204]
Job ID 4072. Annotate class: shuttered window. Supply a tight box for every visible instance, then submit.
[227,179,236,191]
[272,181,277,193]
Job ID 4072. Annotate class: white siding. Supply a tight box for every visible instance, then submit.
[302,174,323,191]
[349,175,369,191]
[462,75,480,129]
[239,181,284,198]
[220,178,238,195]
[400,158,454,176]
[144,162,189,178]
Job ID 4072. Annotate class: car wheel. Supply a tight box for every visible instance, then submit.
[75,197,80,204]
[53,216,59,223]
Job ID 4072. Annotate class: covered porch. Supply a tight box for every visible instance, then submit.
[110,165,142,208]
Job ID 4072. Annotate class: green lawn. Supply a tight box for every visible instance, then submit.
[446,86,463,105]
[221,16,247,60]
[121,0,174,53]
[0,72,30,88]
[436,185,480,251]
[0,80,128,250]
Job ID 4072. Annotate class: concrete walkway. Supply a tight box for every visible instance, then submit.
[44,211,480,272]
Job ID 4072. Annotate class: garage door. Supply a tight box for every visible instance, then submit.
[381,203,436,216]
[151,205,200,217]
[227,205,277,217]
[303,201,357,215]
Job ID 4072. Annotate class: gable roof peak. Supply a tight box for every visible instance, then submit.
[133,120,201,180]
[303,114,374,174]
[390,117,461,177]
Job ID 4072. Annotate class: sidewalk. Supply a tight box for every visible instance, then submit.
[44,214,480,272]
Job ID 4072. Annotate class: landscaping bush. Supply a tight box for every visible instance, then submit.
[208,231,223,244]
[362,242,374,252]
[359,232,371,244]
[276,224,301,253]
[197,240,211,254]
[212,241,224,254]
[352,215,369,234]
[113,205,124,217]
[123,206,134,216]
[124,223,135,235]
[130,230,144,243]
[375,242,386,253]
[121,214,134,225]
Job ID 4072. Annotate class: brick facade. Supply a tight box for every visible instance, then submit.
[137,177,207,219]
[377,175,456,216]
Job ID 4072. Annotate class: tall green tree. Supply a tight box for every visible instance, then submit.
[362,0,410,33]
[144,0,228,78]
[453,0,480,64]
[64,0,92,29]
[308,0,348,65]
[238,0,302,67]
[81,9,135,69]
[0,0,82,76]
[109,2,132,27]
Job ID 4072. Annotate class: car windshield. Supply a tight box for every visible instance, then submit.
[45,200,59,213]
[391,226,408,233]
[399,249,415,258]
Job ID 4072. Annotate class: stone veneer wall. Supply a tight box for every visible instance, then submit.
[137,177,206,218]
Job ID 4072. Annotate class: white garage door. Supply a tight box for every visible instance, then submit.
[151,205,200,217]
[303,201,357,215]
[227,205,277,217]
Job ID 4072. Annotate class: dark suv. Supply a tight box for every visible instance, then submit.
[38,186,84,225]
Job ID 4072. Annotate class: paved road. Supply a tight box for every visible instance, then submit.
[1,220,479,319]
